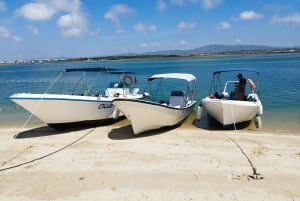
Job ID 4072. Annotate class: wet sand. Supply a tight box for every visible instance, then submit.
[0,117,299,201]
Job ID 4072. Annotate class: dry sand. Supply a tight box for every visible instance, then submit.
[0,118,299,201]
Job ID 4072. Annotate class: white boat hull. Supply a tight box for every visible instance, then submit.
[9,93,125,125]
[113,99,196,134]
[202,96,263,126]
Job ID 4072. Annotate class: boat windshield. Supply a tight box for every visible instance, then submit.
[208,70,260,99]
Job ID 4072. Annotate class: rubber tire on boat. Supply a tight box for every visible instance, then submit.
[112,109,120,119]
[255,116,262,129]
[196,105,203,120]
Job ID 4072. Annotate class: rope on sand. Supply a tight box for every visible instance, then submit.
[228,102,263,180]
[0,127,95,172]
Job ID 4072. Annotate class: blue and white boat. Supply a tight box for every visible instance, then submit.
[8,67,145,128]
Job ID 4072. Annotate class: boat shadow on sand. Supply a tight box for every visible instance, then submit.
[108,111,256,140]
[14,126,70,139]
[193,110,257,131]
[194,117,252,130]
[14,118,124,139]
[108,124,181,140]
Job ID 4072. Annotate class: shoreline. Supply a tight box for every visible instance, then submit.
[1,49,299,65]
[2,110,299,136]
[0,118,299,201]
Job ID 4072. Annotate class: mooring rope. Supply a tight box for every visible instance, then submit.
[0,127,96,172]
[0,72,65,171]
[19,72,64,131]
[227,101,263,180]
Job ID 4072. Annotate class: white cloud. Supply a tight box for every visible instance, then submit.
[169,0,223,9]
[150,42,160,47]
[12,36,22,42]
[156,0,167,11]
[178,21,197,30]
[179,40,188,45]
[0,26,22,42]
[0,1,6,12]
[51,0,82,12]
[201,0,223,9]
[271,13,300,26]
[139,43,147,47]
[0,26,10,38]
[15,0,83,21]
[104,4,134,33]
[235,38,242,43]
[15,0,87,37]
[27,25,39,35]
[90,27,101,37]
[60,27,84,37]
[149,25,157,32]
[239,10,263,20]
[134,23,146,32]
[15,2,56,21]
[116,28,124,34]
[134,23,157,33]
[138,42,160,48]
[216,22,231,30]
[57,12,87,37]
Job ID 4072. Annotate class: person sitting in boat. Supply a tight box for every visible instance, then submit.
[234,73,246,100]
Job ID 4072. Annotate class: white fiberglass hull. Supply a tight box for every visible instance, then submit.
[113,99,196,135]
[202,96,263,126]
[9,93,122,125]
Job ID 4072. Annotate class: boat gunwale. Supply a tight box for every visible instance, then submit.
[113,98,196,111]
[7,93,118,102]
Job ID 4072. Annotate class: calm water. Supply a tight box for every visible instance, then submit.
[1,53,300,134]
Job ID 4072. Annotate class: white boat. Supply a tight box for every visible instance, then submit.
[113,73,197,135]
[8,67,145,128]
[201,70,263,128]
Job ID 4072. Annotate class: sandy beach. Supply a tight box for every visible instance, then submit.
[0,118,299,201]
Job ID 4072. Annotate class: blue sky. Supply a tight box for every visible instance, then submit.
[0,0,300,60]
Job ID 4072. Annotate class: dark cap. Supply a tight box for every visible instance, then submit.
[237,73,242,77]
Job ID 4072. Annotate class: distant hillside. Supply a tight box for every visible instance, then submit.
[6,45,300,64]
[188,44,273,54]
[141,44,274,55]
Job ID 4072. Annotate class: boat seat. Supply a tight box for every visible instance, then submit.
[105,88,130,97]
[169,90,185,107]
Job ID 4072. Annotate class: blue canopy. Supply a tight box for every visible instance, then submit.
[63,67,134,74]
[63,67,114,72]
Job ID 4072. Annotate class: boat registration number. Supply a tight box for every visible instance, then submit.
[98,103,113,109]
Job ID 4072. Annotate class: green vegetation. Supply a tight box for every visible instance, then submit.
[1,47,300,65]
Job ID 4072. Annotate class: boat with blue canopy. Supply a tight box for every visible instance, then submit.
[8,67,145,128]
